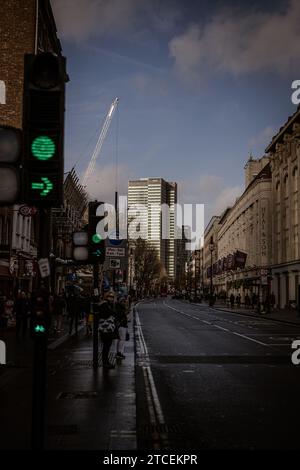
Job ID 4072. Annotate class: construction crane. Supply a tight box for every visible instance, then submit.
[81,97,119,187]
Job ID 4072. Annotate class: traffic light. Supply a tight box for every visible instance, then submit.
[32,290,49,337]
[88,201,106,263]
[0,125,22,205]
[72,230,89,263]
[22,52,66,207]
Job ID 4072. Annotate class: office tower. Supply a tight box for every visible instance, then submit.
[128,178,177,281]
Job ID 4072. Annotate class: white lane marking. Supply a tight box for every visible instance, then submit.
[232,332,268,346]
[214,325,230,333]
[164,301,269,347]
[135,308,169,448]
[166,303,211,325]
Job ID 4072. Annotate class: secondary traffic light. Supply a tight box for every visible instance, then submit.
[88,201,106,263]
[32,290,50,337]
[0,125,22,205]
[22,52,66,207]
[72,230,89,263]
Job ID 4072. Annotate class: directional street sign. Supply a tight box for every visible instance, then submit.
[106,247,125,257]
[38,258,50,278]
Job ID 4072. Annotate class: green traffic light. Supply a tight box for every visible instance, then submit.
[92,233,102,243]
[31,135,55,161]
[34,324,46,333]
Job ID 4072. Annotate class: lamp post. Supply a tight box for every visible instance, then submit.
[209,236,215,307]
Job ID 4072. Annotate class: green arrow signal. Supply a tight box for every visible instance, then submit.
[92,249,102,256]
[31,177,53,196]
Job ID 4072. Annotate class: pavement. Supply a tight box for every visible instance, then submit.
[0,309,136,450]
[204,301,300,326]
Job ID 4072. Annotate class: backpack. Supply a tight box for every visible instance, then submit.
[98,315,116,334]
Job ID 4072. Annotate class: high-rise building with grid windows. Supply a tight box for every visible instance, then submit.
[128,178,177,282]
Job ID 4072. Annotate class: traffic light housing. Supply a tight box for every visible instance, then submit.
[72,230,89,264]
[88,201,106,264]
[0,125,22,205]
[22,53,66,207]
[32,290,50,337]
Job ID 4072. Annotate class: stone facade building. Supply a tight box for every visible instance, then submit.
[203,216,220,293]
[214,157,272,303]
[266,107,300,308]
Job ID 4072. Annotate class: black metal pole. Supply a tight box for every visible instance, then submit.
[93,263,99,369]
[31,208,50,450]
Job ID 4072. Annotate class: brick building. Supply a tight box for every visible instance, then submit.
[0,0,63,295]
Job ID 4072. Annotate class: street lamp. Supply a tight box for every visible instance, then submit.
[209,236,215,307]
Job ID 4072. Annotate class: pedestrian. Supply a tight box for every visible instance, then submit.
[270,292,276,310]
[236,294,241,308]
[97,291,119,369]
[116,296,129,360]
[245,293,250,309]
[68,294,80,335]
[53,291,66,332]
[15,291,29,339]
[230,293,235,308]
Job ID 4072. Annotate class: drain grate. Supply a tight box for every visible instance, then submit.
[67,353,116,369]
[48,424,78,435]
[57,391,100,399]
[155,355,291,365]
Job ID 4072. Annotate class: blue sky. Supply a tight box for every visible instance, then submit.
[52,0,300,223]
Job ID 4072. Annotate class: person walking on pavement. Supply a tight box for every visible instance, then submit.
[53,291,66,333]
[230,293,235,308]
[68,294,80,335]
[245,293,250,309]
[98,291,119,369]
[116,296,129,360]
[15,290,30,339]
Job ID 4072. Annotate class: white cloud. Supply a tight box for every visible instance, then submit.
[51,0,140,41]
[212,185,243,216]
[169,0,300,82]
[249,125,275,149]
[178,175,243,226]
[51,0,180,42]
[82,163,134,203]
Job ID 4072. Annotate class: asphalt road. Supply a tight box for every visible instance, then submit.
[135,298,300,450]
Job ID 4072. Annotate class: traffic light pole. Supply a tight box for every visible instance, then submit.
[93,263,99,369]
[31,208,51,450]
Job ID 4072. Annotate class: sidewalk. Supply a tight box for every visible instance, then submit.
[211,302,300,326]
[0,309,136,450]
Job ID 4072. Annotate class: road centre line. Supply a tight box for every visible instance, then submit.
[164,302,269,347]
[232,331,268,346]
